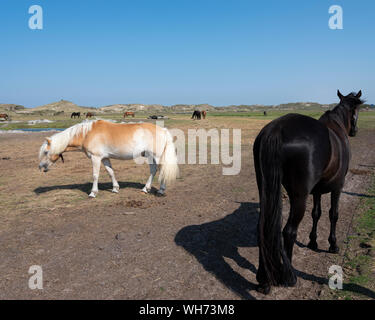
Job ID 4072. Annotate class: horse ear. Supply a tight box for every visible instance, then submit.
[356,90,362,98]
[46,138,52,145]
[337,90,344,100]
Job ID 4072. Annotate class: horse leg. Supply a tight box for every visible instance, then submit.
[253,137,270,293]
[89,155,102,198]
[328,189,341,253]
[307,193,322,251]
[102,158,119,193]
[282,194,307,286]
[154,156,167,196]
[157,180,166,196]
[142,158,157,194]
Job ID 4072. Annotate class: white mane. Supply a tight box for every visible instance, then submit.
[39,120,95,159]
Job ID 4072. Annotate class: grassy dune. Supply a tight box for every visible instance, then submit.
[1,109,374,131]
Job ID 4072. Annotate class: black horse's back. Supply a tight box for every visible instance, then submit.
[253,91,364,294]
[256,113,331,194]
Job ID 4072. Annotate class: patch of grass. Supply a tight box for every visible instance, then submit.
[349,274,371,286]
[232,187,245,193]
[2,111,374,131]
[209,110,324,119]
[327,175,375,300]
[358,113,375,130]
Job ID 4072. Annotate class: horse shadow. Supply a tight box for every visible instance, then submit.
[175,202,260,300]
[175,202,375,300]
[342,191,375,199]
[33,181,145,195]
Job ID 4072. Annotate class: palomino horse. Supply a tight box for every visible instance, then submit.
[39,120,179,197]
[201,111,207,119]
[253,90,363,294]
[0,114,9,121]
[124,111,135,118]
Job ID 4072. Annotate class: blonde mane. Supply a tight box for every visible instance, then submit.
[39,120,95,159]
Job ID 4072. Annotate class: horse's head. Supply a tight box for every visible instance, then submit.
[337,90,364,137]
[38,138,64,172]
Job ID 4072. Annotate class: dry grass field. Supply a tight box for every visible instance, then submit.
[0,112,374,299]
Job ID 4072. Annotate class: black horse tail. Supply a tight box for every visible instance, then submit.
[256,128,295,289]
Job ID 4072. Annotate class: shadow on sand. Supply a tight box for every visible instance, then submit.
[342,191,375,199]
[175,202,375,300]
[175,202,259,300]
[34,181,145,195]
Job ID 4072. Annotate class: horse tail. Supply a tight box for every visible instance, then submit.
[255,128,294,288]
[159,129,179,186]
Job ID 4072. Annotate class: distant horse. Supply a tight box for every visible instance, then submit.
[38,120,179,197]
[86,112,94,118]
[71,112,81,119]
[192,110,201,120]
[124,111,135,118]
[263,111,267,116]
[0,114,9,121]
[253,90,363,294]
[202,111,207,119]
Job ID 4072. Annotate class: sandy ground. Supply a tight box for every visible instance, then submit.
[0,118,374,300]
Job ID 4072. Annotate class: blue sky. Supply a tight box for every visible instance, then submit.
[0,0,374,107]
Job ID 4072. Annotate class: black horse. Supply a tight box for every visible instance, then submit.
[192,110,201,120]
[253,90,363,294]
[71,112,81,119]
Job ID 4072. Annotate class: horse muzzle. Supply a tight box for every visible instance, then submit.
[39,163,49,172]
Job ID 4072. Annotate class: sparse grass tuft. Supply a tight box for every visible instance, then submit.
[326,175,375,300]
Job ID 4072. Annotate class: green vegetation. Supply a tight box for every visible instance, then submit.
[1,109,374,131]
[327,176,375,300]
[208,110,324,119]
[357,113,375,130]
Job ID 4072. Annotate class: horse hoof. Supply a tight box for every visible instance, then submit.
[329,245,339,254]
[112,188,119,193]
[141,187,150,194]
[156,191,166,197]
[89,192,97,198]
[284,273,297,287]
[256,284,271,295]
[307,241,318,251]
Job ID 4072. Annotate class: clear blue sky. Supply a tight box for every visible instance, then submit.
[0,0,374,107]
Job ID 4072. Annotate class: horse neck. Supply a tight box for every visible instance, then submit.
[66,133,85,150]
[319,104,351,136]
[53,123,92,154]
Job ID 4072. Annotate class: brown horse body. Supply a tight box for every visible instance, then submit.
[0,114,9,120]
[124,112,135,118]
